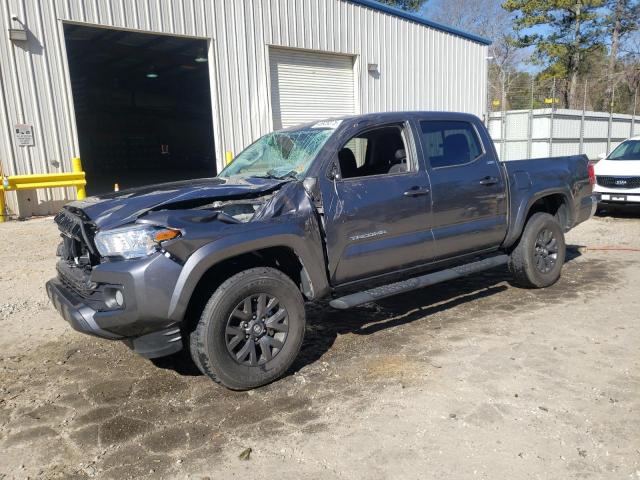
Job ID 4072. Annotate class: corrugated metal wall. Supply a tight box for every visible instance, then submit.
[1,0,488,217]
[489,109,640,161]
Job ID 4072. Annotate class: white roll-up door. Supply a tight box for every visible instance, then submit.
[269,47,356,130]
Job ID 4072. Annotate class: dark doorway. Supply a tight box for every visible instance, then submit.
[64,24,216,195]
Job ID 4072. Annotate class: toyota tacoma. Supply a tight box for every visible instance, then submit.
[47,112,597,390]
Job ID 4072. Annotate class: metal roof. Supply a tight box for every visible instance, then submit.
[346,0,492,45]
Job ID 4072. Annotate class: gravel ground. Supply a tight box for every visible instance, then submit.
[0,210,639,479]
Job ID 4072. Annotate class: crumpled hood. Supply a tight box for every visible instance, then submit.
[66,176,287,230]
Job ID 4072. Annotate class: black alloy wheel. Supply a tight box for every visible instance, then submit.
[533,228,559,274]
[225,293,289,366]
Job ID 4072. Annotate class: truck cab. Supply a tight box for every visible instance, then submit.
[312,112,508,285]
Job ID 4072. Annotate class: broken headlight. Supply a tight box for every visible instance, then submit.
[94,224,180,259]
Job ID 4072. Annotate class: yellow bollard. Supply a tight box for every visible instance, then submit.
[72,157,87,200]
[0,187,5,223]
[225,151,233,166]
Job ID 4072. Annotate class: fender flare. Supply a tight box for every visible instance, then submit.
[167,225,328,322]
[503,188,573,249]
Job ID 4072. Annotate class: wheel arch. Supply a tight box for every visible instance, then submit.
[504,190,572,249]
[169,236,323,328]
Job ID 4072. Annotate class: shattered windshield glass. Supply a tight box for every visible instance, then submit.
[219,122,340,180]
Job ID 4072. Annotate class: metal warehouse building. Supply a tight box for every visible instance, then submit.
[0,0,490,218]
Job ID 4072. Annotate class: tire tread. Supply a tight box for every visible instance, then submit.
[190,267,304,390]
[508,212,566,289]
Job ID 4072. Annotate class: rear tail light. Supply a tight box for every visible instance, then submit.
[588,163,596,186]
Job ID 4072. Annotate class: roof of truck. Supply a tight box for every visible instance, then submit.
[281,111,482,132]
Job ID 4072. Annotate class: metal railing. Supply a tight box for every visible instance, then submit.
[0,157,86,223]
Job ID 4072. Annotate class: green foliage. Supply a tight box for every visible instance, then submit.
[502,0,604,65]
[502,0,607,106]
[378,0,429,12]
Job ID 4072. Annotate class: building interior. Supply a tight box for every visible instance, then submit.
[64,24,216,195]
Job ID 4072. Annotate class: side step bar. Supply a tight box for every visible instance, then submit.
[329,254,509,310]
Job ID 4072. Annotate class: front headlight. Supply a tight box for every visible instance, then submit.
[94,224,180,259]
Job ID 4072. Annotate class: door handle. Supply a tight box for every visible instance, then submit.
[404,186,430,197]
[479,176,498,186]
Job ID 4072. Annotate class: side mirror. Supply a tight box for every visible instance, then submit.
[598,152,606,160]
[328,163,341,181]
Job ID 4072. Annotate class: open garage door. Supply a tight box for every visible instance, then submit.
[269,48,356,130]
[64,25,216,195]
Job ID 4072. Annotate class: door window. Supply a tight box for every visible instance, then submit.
[338,125,412,179]
[420,121,483,168]
[343,137,368,167]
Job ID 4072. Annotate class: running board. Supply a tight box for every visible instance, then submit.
[329,254,509,310]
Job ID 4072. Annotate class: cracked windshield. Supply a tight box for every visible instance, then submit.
[219,122,340,180]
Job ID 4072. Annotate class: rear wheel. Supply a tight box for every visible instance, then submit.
[190,267,305,390]
[508,212,566,288]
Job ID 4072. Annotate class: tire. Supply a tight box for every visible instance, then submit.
[188,329,206,375]
[190,267,305,390]
[508,212,566,289]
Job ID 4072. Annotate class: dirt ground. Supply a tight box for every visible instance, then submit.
[1,209,639,479]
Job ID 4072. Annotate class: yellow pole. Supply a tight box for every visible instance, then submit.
[0,186,5,223]
[72,157,86,200]
[0,157,5,222]
[225,151,233,166]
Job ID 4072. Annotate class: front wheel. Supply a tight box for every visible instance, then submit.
[190,267,305,390]
[508,212,566,288]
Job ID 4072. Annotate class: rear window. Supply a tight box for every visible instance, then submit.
[420,121,483,168]
[608,140,640,161]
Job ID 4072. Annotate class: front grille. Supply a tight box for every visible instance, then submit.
[54,208,97,265]
[56,262,95,299]
[54,210,107,310]
[596,176,640,189]
[56,261,106,310]
[54,209,85,241]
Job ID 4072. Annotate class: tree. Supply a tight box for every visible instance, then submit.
[604,0,640,106]
[378,0,429,11]
[503,0,605,108]
[427,0,512,39]
[425,0,525,110]
[489,35,527,110]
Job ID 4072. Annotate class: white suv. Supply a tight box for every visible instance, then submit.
[594,136,640,205]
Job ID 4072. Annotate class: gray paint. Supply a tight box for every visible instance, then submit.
[46,111,596,358]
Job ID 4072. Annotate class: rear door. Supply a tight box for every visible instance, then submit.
[416,118,507,259]
[318,121,434,285]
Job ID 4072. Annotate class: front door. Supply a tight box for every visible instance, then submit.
[319,122,434,285]
[417,118,507,259]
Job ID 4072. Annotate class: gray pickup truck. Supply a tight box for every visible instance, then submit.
[47,112,597,389]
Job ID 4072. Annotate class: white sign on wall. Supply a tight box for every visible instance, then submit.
[15,124,34,147]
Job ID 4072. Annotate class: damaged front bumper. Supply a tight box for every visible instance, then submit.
[46,278,122,339]
[46,253,184,358]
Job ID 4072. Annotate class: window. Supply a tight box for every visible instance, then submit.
[338,125,410,179]
[608,140,640,161]
[220,125,337,179]
[420,121,483,168]
[343,137,368,167]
